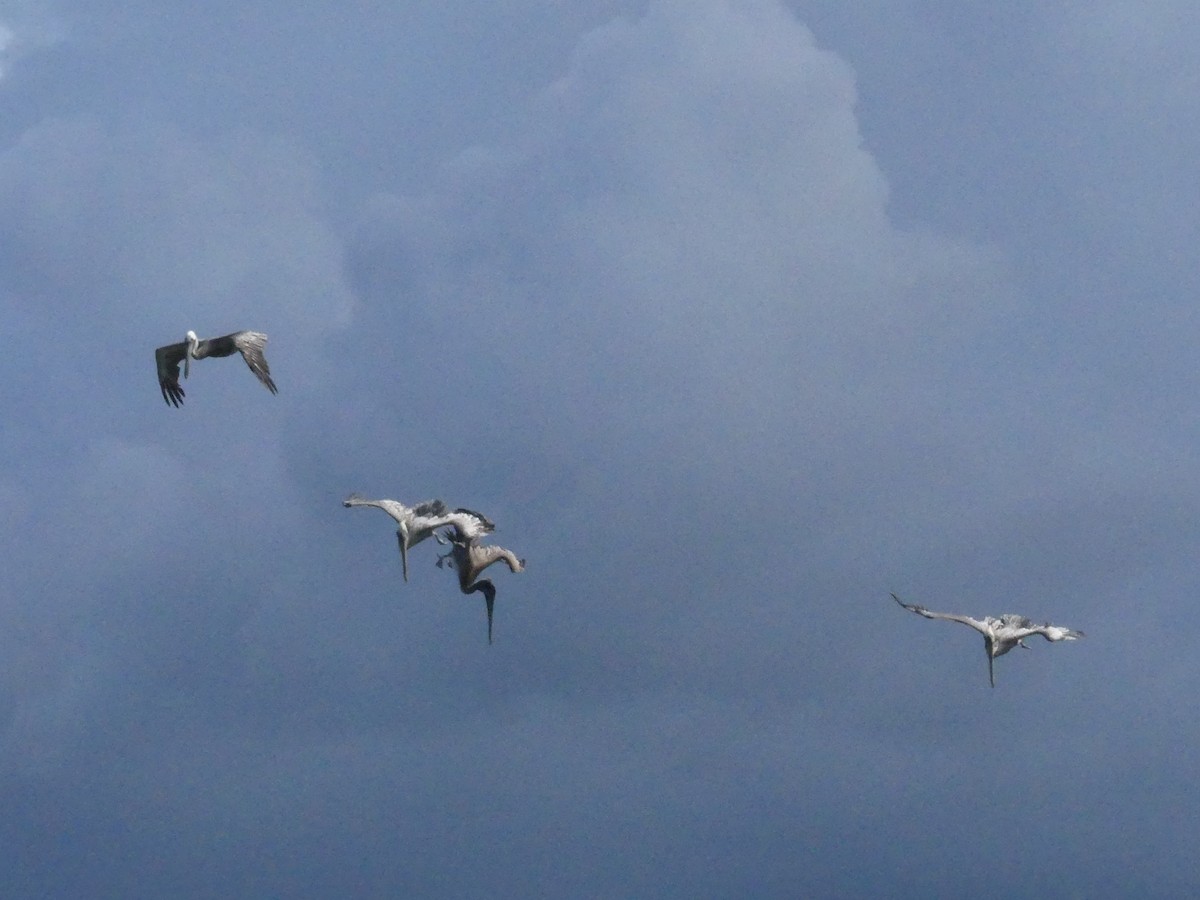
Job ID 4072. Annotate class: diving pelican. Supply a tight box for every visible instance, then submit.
[891,593,1084,687]
[437,522,525,644]
[155,330,277,407]
[343,494,494,582]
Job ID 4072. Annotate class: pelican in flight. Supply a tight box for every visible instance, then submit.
[437,521,525,644]
[343,494,494,582]
[155,330,277,407]
[891,593,1084,687]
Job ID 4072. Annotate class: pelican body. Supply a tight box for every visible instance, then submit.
[155,330,277,407]
[891,593,1084,687]
[437,522,525,644]
[343,494,494,582]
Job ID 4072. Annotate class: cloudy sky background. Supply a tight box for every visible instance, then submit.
[2,1,1198,896]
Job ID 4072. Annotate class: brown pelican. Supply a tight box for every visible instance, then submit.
[343,494,494,582]
[891,593,1084,687]
[155,330,277,407]
[437,522,525,644]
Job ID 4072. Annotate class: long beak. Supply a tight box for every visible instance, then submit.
[486,593,494,645]
[397,532,409,582]
[183,351,191,380]
[988,653,995,688]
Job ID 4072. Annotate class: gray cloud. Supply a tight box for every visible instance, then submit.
[2,1,1199,896]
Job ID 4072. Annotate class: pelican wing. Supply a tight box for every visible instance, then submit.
[343,495,410,523]
[453,507,496,531]
[891,593,989,635]
[1011,622,1086,643]
[443,509,496,543]
[231,331,278,394]
[154,341,188,407]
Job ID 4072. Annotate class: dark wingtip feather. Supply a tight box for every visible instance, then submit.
[160,383,185,407]
[413,499,449,518]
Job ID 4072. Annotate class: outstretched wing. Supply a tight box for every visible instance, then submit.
[155,341,188,407]
[231,331,278,394]
[343,494,410,523]
[1013,622,1085,643]
[891,593,989,635]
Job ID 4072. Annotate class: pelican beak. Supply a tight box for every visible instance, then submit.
[184,331,198,379]
[988,653,995,688]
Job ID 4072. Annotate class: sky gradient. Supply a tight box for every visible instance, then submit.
[2,2,1199,897]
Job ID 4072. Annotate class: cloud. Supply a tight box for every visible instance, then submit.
[0,119,352,335]
[0,6,66,83]
[346,0,1017,555]
[312,6,1126,785]
[0,118,357,459]
[0,0,1023,778]
[8,2,1195,895]
[0,22,13,80]
[0,113,359,777]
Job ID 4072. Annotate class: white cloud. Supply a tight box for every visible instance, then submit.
[350,0,1017,525]
[0,6,68,83]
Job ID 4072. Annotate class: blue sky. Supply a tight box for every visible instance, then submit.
[2,2,1198,897]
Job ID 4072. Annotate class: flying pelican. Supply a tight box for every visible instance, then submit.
[437,521,525,644]
[343,494,494,582]
[155,330,277,407]
[891,593,1084,687]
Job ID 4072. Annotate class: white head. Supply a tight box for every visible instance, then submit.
[184,330,199,379]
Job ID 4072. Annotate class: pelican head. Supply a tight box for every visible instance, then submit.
[183,330,199,379]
